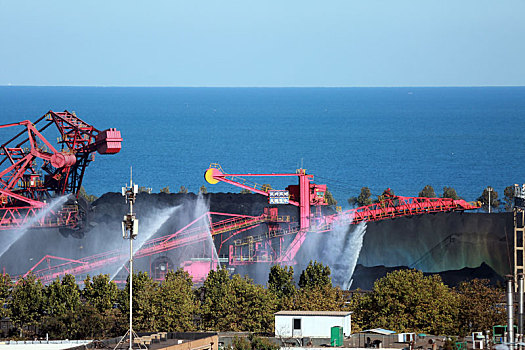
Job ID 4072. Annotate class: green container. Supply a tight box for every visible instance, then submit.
[331,326,343,347]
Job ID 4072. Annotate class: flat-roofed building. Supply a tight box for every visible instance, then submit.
[274,311,352,338]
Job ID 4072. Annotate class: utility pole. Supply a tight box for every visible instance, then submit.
[114,169,141,350]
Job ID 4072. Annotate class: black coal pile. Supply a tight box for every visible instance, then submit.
[351,262,505,290]
[359,211,513,277]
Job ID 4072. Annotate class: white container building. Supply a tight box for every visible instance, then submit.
[274,311,352,338]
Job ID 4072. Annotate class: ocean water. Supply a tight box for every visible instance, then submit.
[1,86,524,207]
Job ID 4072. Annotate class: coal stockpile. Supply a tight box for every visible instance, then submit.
[358,211,513,277]
[350,263,505,290]
[0,192,513,288]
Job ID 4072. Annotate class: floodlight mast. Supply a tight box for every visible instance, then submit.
[118,169,139,350]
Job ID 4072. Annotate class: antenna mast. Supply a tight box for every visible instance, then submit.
[115,167,142,349]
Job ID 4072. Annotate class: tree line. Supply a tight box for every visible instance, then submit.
[347,185,518,212]
[81,182,517,213]
[1,261,505,340]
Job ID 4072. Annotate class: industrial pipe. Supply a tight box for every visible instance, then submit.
[508,275,515,349]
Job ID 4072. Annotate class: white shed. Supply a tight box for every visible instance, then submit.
[274,311,352,338]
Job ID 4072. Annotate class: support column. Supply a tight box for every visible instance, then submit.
[519,274,524,348]
[508,275,515,350]
[298,170,310,230]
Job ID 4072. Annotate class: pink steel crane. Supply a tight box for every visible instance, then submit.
[204,163,327,231]
[0,110,122,231]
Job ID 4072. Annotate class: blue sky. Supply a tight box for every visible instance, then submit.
[0,0,523,87]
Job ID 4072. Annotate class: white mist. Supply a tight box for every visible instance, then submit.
[0,196,68,259]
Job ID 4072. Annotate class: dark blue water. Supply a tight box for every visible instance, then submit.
[1,86,524,206]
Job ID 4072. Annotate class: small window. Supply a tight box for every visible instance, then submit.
[293,318,301,330]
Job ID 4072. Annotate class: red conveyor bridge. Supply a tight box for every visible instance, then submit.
[23,163,480,284]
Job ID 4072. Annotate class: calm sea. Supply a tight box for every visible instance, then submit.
[1,86,524,207]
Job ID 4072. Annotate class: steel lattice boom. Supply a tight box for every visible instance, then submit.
[0,110,122,230]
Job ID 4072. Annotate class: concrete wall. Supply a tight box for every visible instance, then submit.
[161,335,218,350]
[275,314,351,338]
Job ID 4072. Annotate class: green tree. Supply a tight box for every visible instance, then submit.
[419,185,437,198]
[81,274,127,339]
[345,290,371,333]
[298,261,332,289]
[201,268,276,332]
[442,187,460,200]
[230,274,277,332]
[134,272,160,332]
[0,273,13,320]
[283,262,347,312]
[325,189,337,206]
[40,312,75,339]
[44,274,81,317]
[478,187,500,212]
[247,334,280,350]
[365,269,459,335]
[268,265,296,299]
[119,272,159,332]
[11,273,45,336]
[240,188,252,194]
[70,302,125,340]
[456,279,506,336]
[103,307,127,338]
[74,303,107,339]
[199,185,208,194]
[268,265,296,309]
[230,335,279,350]
[200,268,233,330]
[159,186,170,194]
[504,185,515,211]
[40,274,82,338]
[348,187,373,207]
[83,274,119,313]
[231,336,251,350]
[178,185,189,194]
[294,285,345,311]
[78,186,98,203]
[156,269,198,331]
[357,187,373,206]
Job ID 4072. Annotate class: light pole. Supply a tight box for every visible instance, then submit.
[487,186,494,213]
[115,170,140,350]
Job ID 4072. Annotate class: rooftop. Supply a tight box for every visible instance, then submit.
[0,340,92,349]
[362,328,397,335]
[275,311,352,316]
